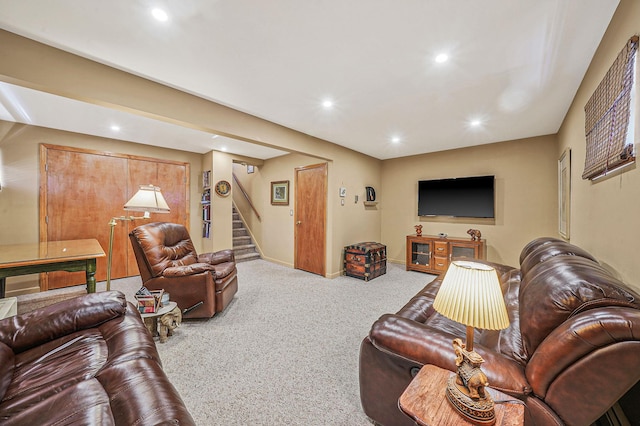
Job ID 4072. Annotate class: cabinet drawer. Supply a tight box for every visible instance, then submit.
[433,256,448,272]
[433,241,449,257]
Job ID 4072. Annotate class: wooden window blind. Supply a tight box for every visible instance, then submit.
[582,36,638,180]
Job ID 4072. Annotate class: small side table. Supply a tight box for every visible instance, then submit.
[399,365,524,426]
[141,301,178,341]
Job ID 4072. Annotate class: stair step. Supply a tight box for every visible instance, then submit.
[235,252,261,263]
[233,236,251,245]
[233,228,249,237]
[231,207,259,262]
[234,245,257,256]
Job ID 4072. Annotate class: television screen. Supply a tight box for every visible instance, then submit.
[418,175,495,218]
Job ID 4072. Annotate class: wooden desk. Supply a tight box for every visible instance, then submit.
[0,239,105,297]
[399,365,524,426]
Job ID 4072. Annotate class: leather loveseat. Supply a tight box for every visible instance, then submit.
[129,222,238,319]
[0,291,195,425]
[359,237,640,426]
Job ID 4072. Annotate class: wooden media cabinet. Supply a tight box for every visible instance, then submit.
[406,234,485,274]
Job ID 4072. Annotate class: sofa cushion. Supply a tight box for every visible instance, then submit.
[519,256,640,356]
[518,237,565,265]
[0,378,115,425]
[0,343,14,403]
[0,291,126,354]
[476,268,527,365]
[519,241,598,282]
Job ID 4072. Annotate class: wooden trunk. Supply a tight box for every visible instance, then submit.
[343,242,387,282]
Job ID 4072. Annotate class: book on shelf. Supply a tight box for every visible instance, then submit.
[202,221,211,238]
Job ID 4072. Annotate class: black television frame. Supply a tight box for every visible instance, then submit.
[417,175,495,218]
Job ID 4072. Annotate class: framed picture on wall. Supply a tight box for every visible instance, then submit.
[271,180,289,205]
[558,148,571,239]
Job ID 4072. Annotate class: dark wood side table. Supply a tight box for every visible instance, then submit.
[399,365,524,426]
[0,239,105,297]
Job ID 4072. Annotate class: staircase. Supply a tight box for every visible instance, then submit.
[232,207,260,263]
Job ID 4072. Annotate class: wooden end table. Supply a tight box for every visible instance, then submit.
[141,301,178,342]
[399,365,524,426]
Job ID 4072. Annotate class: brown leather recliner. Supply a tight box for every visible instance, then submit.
[129,222,238,319]
[359,237,640,425]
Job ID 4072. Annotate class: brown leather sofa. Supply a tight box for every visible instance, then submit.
[360,237,640,426]
[129,222,238,319]
[0,290,194,425]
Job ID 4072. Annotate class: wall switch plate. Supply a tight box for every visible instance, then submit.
[339,186,346,197]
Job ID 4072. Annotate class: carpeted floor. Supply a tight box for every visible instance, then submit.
[16,260,433,425]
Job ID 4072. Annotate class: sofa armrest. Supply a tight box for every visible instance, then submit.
[527,307,640,397]
[199,249,235,265]
[0,291,127,354]
[370,314,531,395]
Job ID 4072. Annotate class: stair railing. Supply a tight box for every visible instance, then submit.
[232,172,261,221]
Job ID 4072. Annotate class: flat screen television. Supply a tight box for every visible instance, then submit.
[418,175,495,218]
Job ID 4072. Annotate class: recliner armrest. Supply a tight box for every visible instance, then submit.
[163,263,216,277]
[199,249,235,265]
[0,291,127,354]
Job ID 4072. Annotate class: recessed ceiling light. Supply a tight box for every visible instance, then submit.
[151,8,169,22]
[110,125,120,132]
[435,53,449,63]
[221,146,227,152]
[322,99,334,109]
[470,119,482,127]
[391,136,401,143]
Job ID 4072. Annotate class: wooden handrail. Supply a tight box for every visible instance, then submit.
[232,173,261,221]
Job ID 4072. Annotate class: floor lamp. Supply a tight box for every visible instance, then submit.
[106,184,170,291]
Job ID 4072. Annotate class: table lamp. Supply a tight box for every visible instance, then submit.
[106,184,170,290]
[432,260,510,425]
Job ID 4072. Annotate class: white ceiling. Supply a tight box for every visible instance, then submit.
[0,0,619,160]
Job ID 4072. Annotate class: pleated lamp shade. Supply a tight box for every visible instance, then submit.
[124,184,170,213]
[433,260,509,331]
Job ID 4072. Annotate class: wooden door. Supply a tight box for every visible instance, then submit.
[44,148,128,289]
[41,144,189,290]
[294,163,327,276]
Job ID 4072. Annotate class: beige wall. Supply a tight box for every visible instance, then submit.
[233,150,382,277]
[0,121,203,295]
[381,135,559,268]
[557,0,640,291]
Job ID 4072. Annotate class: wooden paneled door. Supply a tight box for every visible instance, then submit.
[40,144,189,290]
[294,163,327,276]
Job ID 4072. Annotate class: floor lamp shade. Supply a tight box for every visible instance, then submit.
[124,184,170,213]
